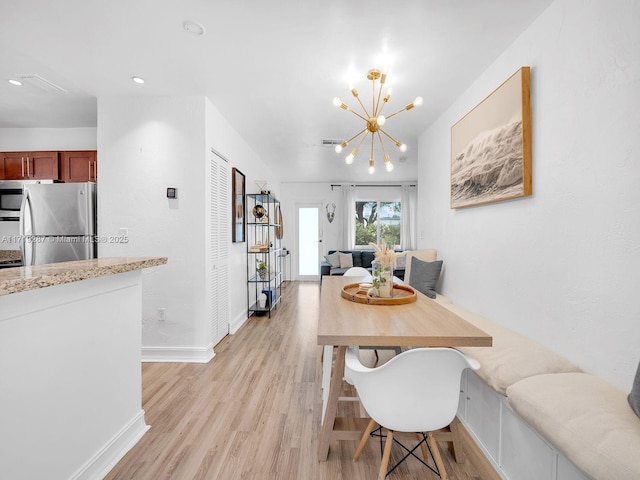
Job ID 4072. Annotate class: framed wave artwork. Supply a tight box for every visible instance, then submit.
[450,66,532,209]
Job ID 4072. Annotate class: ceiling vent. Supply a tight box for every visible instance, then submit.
[15,74,68,94]
[322,139,343,146]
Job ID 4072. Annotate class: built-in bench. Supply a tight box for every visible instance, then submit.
[441,302,640,480]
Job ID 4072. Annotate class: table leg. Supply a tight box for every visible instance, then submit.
[321,345,333,422]
[318,345,346,461]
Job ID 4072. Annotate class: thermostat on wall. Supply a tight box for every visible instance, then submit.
[167,187,177,199]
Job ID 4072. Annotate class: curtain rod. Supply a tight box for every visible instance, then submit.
[330,184,416,191]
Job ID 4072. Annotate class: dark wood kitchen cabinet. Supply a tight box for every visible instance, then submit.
[60,151,97,182]
[0,151,60,180]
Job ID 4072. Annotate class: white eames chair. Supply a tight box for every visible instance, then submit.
[346,346,480,480]
[343,266,371,277]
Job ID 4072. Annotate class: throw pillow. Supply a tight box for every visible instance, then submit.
[629,360,640,418]
[324,252,340,268]
[339,252,353,268]
[408,257,443,299]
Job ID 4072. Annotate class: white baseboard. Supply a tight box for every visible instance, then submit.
[142,342,215,363]
[71,410,149,480]
[229,311,249,334]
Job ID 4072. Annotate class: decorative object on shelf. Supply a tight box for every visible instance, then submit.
[326,203,336,223]
[258,293,267,308]
[369,240,404,298]
[451,66,532,209]
[274,204,284,238]
[254,180,269,195]
[232,168,245,243]
[252,204,269,223]
[333,67,423,174]
[282,246,288,254]
[257,260,267,280]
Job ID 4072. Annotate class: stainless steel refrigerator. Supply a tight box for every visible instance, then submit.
[20,182,96,266]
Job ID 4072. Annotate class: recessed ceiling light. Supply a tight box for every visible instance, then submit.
[8,79,22,86]
[183,20,206,36]
[132,76,145,84]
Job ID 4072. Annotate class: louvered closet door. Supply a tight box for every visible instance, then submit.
[210,151,230,347]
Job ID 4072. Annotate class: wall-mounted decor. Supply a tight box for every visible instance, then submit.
[232,168,245,242]
[326,203,336,223]
[451,66,532,208]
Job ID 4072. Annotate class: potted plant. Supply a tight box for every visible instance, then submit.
[257,260,267,280]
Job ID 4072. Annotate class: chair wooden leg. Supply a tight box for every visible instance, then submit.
[378,429,394,480]
[353,418,378,462]
[427,431,448,480]
[449,417,466,464]
[418,433,429,462]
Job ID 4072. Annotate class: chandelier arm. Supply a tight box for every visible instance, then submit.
[370,132,375,159]
[374,79,384,117]
[377,130,389,158]
[354,95,371,118]
[384,106,408,121]
[345,107,369,122]
[344,128,368,145]
[354,130,368,150]
[379,127,403,146]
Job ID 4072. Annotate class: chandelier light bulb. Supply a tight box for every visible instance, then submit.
[414,96,424,107]
[385,162,394,172]
[399,143,407,152]
[345,148,357,164]
[332,97,342,107]
[376,115,386,126]
[368,159,375,175]
[335,144,343,153]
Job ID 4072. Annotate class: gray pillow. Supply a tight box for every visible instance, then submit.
[408,257,443,299]
[629,361,640,418]
[324,251,340,268]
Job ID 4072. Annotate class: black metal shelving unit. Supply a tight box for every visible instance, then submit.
[246,193,282,318]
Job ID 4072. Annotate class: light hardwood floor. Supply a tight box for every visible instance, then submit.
[106,281,498,480]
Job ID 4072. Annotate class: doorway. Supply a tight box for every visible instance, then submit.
[297,204,321,281]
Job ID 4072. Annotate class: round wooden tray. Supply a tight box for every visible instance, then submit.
[341,282,417,305]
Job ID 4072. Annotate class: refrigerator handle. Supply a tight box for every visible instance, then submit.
[19,190,35,266]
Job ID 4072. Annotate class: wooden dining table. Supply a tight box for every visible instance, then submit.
[317,275,492,461]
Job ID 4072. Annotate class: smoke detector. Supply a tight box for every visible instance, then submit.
[183,20,206,36]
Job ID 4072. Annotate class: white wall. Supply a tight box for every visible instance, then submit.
[0,127,96,150]
[97,96,210,353]
[205,99,281,331]
[418,0,640,390]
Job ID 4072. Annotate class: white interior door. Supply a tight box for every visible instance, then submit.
[297,204,321,281]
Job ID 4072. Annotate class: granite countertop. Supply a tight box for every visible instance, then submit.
[0,257,168,297]
[0,250,21,261]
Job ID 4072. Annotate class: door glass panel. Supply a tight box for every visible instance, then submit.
[298,207,319,276]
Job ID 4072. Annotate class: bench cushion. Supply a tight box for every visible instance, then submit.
[507,373,640,480]
[446,304,581,395]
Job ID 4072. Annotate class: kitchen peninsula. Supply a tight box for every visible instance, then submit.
[0,257,167,480]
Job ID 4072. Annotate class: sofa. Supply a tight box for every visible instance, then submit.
[320,250,406,282]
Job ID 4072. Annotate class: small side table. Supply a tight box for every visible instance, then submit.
[278,251,291,287]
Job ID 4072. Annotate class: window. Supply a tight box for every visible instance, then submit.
[355,201,401,248]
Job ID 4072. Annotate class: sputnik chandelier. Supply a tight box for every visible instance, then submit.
[333,68,423,174]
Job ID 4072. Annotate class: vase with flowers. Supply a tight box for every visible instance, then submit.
[369,240,404,298]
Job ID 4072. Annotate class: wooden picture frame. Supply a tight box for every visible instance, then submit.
[232,168,245,243]
[451,66,532,208]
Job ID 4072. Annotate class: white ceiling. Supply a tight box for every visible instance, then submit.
[0,0,553,183]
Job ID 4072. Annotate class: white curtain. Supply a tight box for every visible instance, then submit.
[400,185,417,250]
[341,185,356,249]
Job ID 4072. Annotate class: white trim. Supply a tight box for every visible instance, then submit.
[70,410,149,480]
[142,343,215,363]
[229,310,249,334]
